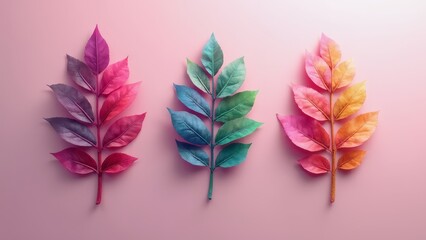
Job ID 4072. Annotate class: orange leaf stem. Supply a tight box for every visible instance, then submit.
[330,89,336,203]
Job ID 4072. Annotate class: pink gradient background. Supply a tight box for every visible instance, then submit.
[1,0,426,239]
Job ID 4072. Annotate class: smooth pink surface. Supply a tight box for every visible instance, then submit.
[1,0,426,239]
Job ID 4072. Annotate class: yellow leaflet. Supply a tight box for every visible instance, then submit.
[334,81,366,120]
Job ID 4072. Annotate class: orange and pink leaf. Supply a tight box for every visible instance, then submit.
[338,150,366,170]
[335,112,378,149]
[305,52,332,91]
[299,154,330,174]
[292,85,330,121]
[319,33,341,68]
[277,114,330,152]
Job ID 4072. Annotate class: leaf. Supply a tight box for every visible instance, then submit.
[292,85,330,121]
[187,59,211,94]
[305,52,332,91]
[168,109,211,145]
[84,25,110,74]
[201,33,223,76]
[215,143,251,168]
[50,25,146,205]
[52,147,98,174]
[103,113,146,148]
[101,153,137,174]
[174,84,211,117]
[332,60,355,91]
[338,150,366,170]
[278,34,377,203]
[335,112,378,149]
[45,117,96,147]
[216,57,246,98]
[277,114,330,152]
[215,117,261,145]
[100,57,129,95]
[49,84,95,124]
[215,90,258,122]
[66,55,96,92]
[170,34,258,200]
[319,33,341,68]
[176,140,209,167]
[334,82,366,120]
[100,82,140,124]
[298,154,330,174]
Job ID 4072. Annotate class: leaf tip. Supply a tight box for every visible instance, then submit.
[186,58,195,66]
[173,83,180,89]
[276,114,286,121]
[369,111,379,117]
[129,81,142,89]
[372,111,379,120]
[135,112,147,123]
[209,33,217,42]
[304,51,313,60]
[321,33,333,43]
[290,83,300,91]
[276,113,281,120]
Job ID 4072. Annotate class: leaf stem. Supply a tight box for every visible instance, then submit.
[208,74,216,200]
[95,74,103,205]
[96,173,102,204]
[330,91,336,203]
[208,169,214,200]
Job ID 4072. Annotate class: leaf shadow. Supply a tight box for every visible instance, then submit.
[48,158,100,210]
[49,158,94,181]
[338,169,357,177]
[172,150,207,178]
[213,162,239,178]
[102,168,131,182]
